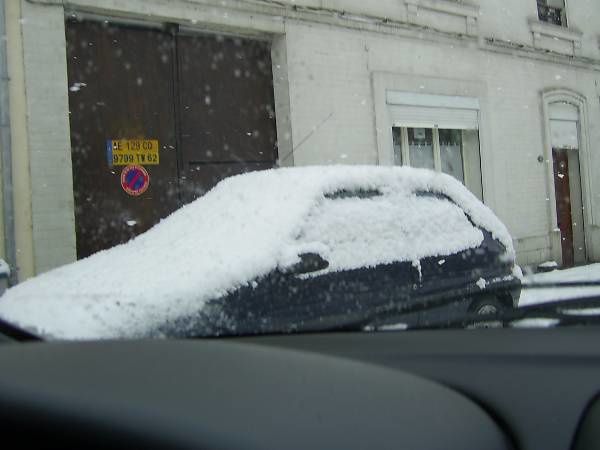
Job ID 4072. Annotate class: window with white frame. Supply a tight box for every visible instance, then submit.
[392,127,477,185]
[386,90,484,200]
[537,0,567,27]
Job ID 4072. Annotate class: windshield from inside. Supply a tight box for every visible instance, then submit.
[0,0,599,340]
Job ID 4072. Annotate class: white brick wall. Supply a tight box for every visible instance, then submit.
[569,0,600,60]
[20,1,76,274]
[285,24,377,166]
[13,0,600,272]
[281,19,600,266]
[253,0,600,59]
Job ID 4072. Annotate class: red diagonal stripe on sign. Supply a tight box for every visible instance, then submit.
[127,171,144,190]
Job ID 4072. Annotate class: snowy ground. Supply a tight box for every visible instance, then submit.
[519,263,600,307]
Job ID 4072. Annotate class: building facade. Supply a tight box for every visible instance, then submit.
[0,0,599,283]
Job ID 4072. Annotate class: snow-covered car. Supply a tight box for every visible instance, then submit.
[0,166,520,339]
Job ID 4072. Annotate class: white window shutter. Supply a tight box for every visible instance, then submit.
[386,91,480,130]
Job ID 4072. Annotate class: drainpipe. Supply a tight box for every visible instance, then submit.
[0,0,16,286]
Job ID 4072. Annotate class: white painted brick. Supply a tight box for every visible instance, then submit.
[14,0,600,275]
[283,19,600,267]
[21,1,76,274]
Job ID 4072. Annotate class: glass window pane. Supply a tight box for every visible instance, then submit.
[392,127,403,165]
[408,128,434,170]
[439,129,464,183]
[537,0,565,26]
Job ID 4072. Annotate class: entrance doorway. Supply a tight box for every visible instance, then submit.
[552,148,586,267]
[66,19,277,258]
[548,100,586,268]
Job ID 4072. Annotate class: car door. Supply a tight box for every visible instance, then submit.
[412,192,507,292]
[209,188,420,334]
[280,189,419,327]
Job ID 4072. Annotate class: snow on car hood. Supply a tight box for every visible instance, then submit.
[0,166,514,340]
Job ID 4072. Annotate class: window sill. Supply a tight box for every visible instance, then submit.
[405,0,480,36]
[528,19,583,56]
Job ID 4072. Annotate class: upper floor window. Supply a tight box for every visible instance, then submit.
[537,0,567,27]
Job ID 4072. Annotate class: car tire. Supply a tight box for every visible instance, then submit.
[469,296,506,315]
[467,296,507,329]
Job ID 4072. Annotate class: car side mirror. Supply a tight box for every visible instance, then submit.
[287,253,329,275]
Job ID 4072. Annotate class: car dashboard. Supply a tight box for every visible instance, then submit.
[0,327,599,449]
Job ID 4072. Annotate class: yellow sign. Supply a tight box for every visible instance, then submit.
[107,139,159,166]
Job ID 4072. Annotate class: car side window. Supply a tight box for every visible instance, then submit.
[414,190,491,236]
[324,189,383,200]
[295,188,483,273]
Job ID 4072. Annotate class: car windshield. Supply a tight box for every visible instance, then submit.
[0,0,599,340]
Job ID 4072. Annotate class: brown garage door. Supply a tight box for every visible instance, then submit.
[177,32,278,203]
[66,20,277,258]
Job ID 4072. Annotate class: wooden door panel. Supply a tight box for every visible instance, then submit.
[176,33,277,203]
[552,148,574,267]
[184,162,274,200]
[67,21,278,257]
[67,20,179,258]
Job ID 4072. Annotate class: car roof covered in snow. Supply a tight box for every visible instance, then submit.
[0,165,514,340]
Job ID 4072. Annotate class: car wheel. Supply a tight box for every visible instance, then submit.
[467,297,506,328]
[470,297,505,315]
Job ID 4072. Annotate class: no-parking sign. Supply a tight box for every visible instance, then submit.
[120,165,150,196]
